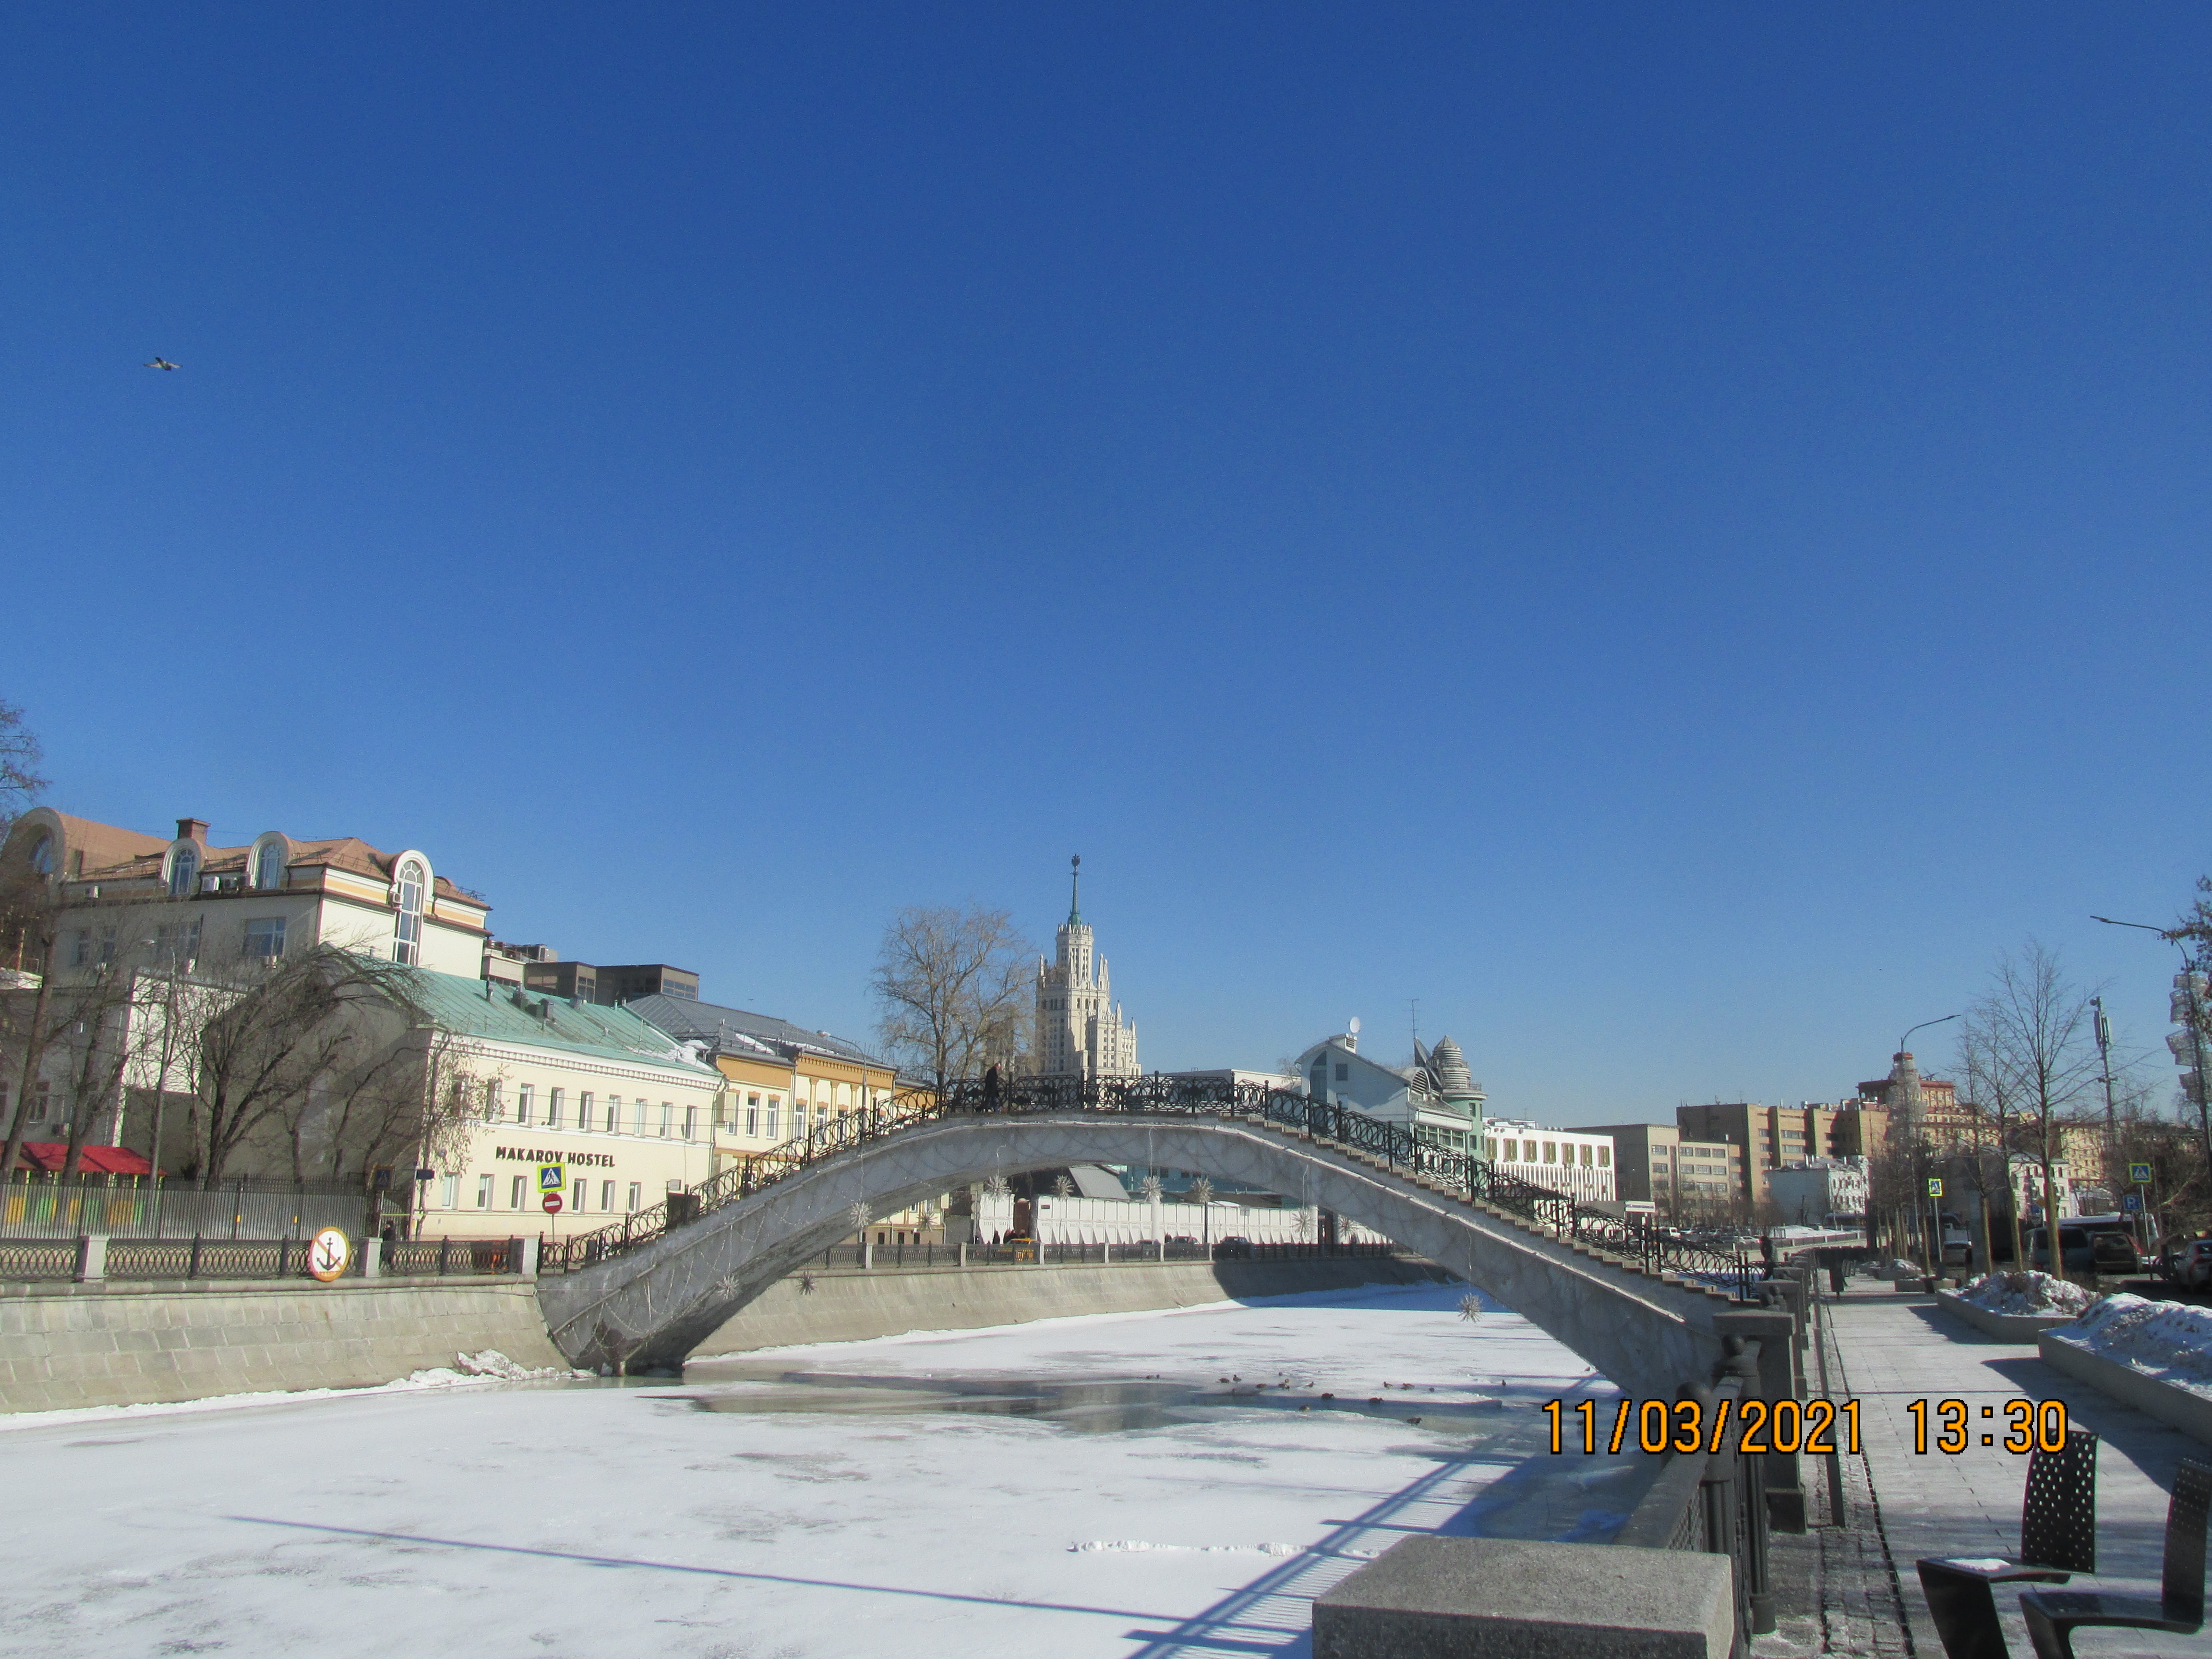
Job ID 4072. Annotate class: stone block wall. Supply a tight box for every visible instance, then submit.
[0,1276,568,1414]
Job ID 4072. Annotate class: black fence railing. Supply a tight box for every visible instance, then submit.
[541,1072,1759,1295]
[0,1233,523,1283]
[778,1238,1405,1272]
[1614,1336,1773,1650]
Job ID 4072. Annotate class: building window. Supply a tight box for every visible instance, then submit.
[510,1175,526,1209]
[765,1098,779,1138]
[29,1084,49,1124]
[1598,1147,1611,1167]
[746,1095,760,1137]
[28,834,53,875]
[243,918,286,960]
[393,858,426,964]
[683,1106,697,1141]
[71,929,89,966]
[579,1092,594,1130]
[548,1087,565,1130]
[477,1175,493,1209]
[606,1094,622,1133]
[571,1181,587,1213]
[254,840,285,890]
[168,843,200,898]
[660,1102,673,1138]
[1543,1142,1557,1164]
[634,1098,649,1136]
[517,1084,534,1126]
[627,1182,642,1213]
[439,1174,457,1209]
[601,1180,614,1211]
[1334,1062,1348,1082]
[483,1081,502,1123]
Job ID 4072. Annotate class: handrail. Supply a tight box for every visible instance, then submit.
[541,1072,1759,1296]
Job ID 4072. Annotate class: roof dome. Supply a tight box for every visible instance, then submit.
[1428,1036,1477,1096]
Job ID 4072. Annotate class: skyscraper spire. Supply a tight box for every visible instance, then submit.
[1069,853,1081,924]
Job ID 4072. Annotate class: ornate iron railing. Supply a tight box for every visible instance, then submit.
[542,1073,1758,1295]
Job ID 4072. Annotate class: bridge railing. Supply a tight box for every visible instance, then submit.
[539,1071,1759,1297]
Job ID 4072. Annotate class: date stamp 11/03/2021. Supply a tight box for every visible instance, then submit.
[1539,1396,2073,1457]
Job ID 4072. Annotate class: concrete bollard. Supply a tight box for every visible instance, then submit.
[1314,1537,1734,1659]
[957,1241,968,1267]
[74,1234,107,1283]
[362,1238,383,1279]
[863,1241,873,1270]
[517,1235,540,1278]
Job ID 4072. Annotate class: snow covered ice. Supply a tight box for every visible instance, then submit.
[0,1282,1653,1659]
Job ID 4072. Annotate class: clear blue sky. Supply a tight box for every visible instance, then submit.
[7,5,2210,1124]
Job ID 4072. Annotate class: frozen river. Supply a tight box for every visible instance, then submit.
[0,1282,1649,1659]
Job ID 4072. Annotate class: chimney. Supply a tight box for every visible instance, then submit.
[175,818,209,845]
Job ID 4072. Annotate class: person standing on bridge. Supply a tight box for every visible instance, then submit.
[982,1063,1001,1113]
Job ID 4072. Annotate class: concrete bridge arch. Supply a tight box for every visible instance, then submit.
[534,1112,1741,1396]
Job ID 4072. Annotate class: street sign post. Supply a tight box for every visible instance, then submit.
[542,1192,563,1214]
[2124,1194,2142,1213]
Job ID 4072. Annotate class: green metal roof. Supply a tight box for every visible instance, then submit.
[400,967,721,1077]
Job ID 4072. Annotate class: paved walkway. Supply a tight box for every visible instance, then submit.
[1791,1281,2207,1659]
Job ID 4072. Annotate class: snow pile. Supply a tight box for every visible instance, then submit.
[1871,1259,1927,1280]
[403,1350,587,1388]
[2067,1294,2212,1394]
[1959,1272,2098,1317]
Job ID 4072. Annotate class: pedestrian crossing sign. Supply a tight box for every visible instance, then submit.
[539,1164,565,1192]
[2130,1162,2153,1185]
[1926,1178,1943,1197]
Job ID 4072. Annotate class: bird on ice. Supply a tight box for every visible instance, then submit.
[144,358,179,371]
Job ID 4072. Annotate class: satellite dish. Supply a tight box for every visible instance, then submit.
[1348,1016,1361,1035]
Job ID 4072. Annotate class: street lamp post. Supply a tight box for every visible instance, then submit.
[1896,1014,1958,1269]
[2092,916,2212,1181]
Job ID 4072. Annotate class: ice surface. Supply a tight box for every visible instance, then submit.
[0,1282,1647,1659]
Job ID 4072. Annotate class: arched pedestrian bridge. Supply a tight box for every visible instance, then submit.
[535,1079,1767,1397]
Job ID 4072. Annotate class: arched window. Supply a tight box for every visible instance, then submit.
[253,839,285,890]
[168,844,200,898]
[28,835,53,876]
[394,858,426,964]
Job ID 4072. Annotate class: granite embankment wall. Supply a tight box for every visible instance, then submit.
[695,1256,1455,1355]
[0,1276,567,1415]
[1,1257,1454,1412]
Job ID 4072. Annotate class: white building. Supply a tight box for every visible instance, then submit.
[1035,858,1138,1079]
[1292,1028,1486,1153]
[1767,1157,1869,1226]
[1481,1118,1615,1202]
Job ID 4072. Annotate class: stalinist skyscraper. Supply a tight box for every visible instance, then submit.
[1035,855,1140,1079]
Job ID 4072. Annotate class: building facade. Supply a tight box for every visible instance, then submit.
[1766,1158,1870,1226]
[1035,861,1138,1079]
[1292,1030,1485,1152]
[1588,1123,1744,1213]
[401,970,725,1240]
[1480,1118,1614,1202]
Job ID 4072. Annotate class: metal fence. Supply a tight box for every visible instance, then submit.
[0,1175,368,1241]
[0,1232,523,1283]
[773,1238,1406,1272]
[1614,1335,1773,1654]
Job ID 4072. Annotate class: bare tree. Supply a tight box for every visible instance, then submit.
[183,945,427,1187]
[871,903,1034,1095]
[1960,943,2104,1282]
[0,699,45,846]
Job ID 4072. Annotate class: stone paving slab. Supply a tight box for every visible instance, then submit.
[1795,1282,2204,1659]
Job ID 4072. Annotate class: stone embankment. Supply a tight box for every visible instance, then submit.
[0,1255,1450,1413]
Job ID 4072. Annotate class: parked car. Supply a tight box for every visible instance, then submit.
[2029,1222,2141,1276]
[2176,1239,2212,1290]
[1214,1236,1253,1259]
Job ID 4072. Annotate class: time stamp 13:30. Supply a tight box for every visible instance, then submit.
[1540,1396,2072,1456]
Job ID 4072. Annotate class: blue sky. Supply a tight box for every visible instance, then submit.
[7,4,2211,1123]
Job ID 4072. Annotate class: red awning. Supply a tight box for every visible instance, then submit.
[13,1142,159,1177]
